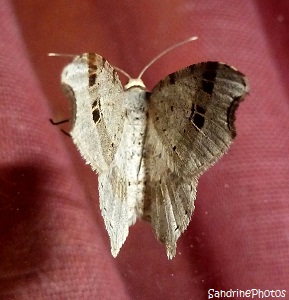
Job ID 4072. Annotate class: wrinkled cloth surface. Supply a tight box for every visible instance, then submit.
[1,1,289,299]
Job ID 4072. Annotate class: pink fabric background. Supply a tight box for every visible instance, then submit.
[1,1,288,299]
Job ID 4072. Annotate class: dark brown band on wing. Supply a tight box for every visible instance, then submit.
[189,104,206,130]
[227,95,244,138]
[169,73,176,84]
[112,69,118,84]
[201,61,219,95]
[91,99,101,124]
[88,53,105,87]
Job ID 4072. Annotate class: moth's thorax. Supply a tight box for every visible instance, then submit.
[124,87,148,123]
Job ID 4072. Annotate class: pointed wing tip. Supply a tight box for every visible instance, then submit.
[167,253,174,260]
[109,232,128,258]
[111,247,120,258]
[166,244,177,260]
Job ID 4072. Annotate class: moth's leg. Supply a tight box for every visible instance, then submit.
[49,118,69,125]
[49,118,71,137]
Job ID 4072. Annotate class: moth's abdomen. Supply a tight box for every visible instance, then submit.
[119,88,149,218]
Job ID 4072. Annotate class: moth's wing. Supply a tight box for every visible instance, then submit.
[143,62,249,258]
[98,168,130,257]
[61,53,125,172]
[61,54,132,256]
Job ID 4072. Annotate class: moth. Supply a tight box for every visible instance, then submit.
[53,37,249,259]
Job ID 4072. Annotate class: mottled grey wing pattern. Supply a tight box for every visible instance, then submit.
[61,54,144,258]
[143,62,249,258]
[61,53,125,173]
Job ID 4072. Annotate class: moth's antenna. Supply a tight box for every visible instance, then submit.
[48,53,75,58]
[49,37,198,90]
[137,36,198,79]
[112,66,132,81]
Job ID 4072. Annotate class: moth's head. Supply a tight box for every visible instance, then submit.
[124,78,146,90]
